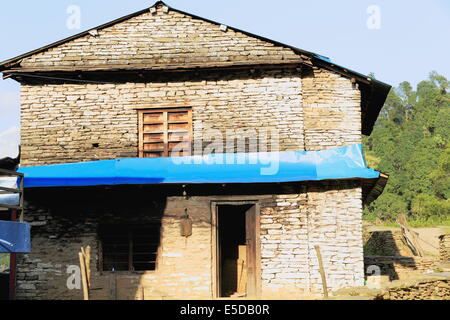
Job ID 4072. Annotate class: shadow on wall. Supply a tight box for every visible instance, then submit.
[20,185,172,300]
[364,231,404,256]
[364,230,418,281]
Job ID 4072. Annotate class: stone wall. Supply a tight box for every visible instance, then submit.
[363,230,414,256]
[16,189,214,300]
[20,69,306,166]
[439,234,450,262]
[364,256,440,281]
[378,275,450,300]
[302,67,361,151]
[259,181,363,298]
[332,274,450,300]
[17,182,363,300]
[17,1,361,166]
[20,66,360,166]
[19,3,300,71]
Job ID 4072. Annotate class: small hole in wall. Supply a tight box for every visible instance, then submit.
[92,143,99,148]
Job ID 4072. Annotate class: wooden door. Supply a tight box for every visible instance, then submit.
[213,202,260,299]
[245,205,257,298]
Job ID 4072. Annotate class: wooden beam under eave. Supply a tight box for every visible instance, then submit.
[2,59,304,73]
[363,173,389,205]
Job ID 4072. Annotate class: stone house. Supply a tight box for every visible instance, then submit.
[0,1,390,299]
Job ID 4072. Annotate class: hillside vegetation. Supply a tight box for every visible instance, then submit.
[363,72,450,226]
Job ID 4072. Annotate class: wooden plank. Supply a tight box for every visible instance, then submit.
[138,110,144,158]
[245,205,257,298]
[314,245,328,298]
[163,111,169,157]
[19,176,24,222]
[187,109,193,156]
[144,133,164,143]
[4,60,303,73]
[211,202,220,298]
[143,112,164,123]
[134,103,194,110]
[237,245,247,295]
[144,123,165,133]
[397,215,424,257]
[167,111,189,122]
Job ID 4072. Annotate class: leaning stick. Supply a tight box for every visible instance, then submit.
[314,245,329,298]
[79,251,89,300]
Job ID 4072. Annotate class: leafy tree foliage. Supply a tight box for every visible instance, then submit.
[364,72,450,225]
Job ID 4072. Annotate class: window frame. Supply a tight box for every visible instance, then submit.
[98,224,161,272]
[138,107,193,158]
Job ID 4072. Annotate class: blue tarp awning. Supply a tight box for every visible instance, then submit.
[18,144,380,188]
[0,221,30,253]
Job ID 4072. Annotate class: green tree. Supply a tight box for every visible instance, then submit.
[363,71,450,225]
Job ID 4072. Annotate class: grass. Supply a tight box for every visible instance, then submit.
[0,253,9,272]
[363,215,450,228]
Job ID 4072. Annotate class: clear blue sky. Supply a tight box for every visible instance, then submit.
[0,0,449,157]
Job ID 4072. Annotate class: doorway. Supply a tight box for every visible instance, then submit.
[213,203,260,298]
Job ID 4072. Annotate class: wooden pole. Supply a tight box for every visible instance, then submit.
[314,245,328,298]
[398,214,424,257]
[85,246,91,288]
[9,209,17,300]
[78,251,89,300]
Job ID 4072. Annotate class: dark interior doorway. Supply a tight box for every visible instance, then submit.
[217,204,256,298]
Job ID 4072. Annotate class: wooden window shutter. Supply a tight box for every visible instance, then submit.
[138,108,192,158]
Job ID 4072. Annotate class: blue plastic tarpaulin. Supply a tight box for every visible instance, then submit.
[18,144,379,188]
[0,221,30,253]
[0,177,19,205]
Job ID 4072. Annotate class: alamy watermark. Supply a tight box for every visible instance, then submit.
[66,5,81,30]
[367,5,381,30]
[66,265,81,290]
[169,123,281,176]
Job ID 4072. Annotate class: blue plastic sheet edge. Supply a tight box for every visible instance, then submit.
[18,144,380,188]
[0,221,31,253]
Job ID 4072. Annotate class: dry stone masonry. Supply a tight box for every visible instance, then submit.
[440,234,450,262]
[20,8,300,71]
[17,181,364,300]
[8,2,377,300]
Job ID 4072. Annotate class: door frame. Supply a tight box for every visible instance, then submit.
[210,201,261,299]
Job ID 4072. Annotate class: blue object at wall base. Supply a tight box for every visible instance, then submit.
[0,221,31,253]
